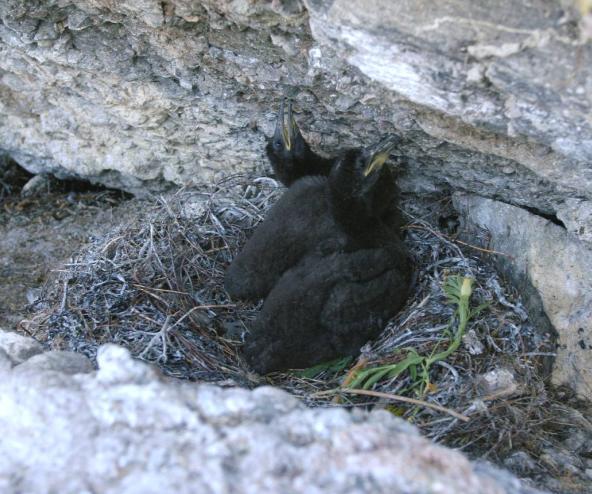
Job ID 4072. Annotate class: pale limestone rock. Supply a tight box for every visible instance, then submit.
[454,193,592,400]
[477,368,519,398]
[0,347,13,371]
[0,329,43,364]
[14,350,94,375]
[0,342,545,494]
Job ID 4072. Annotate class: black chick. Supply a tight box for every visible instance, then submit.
[266,98,333,185]
[225,174,343,300]
[242,140,412,373]
[243,245,409,373]
[328,138,405,242]
[225,136,404,301]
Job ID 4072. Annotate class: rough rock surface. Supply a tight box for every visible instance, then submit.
[0,332,545,494]
[0,0,591,243]
[13,349,95,374]
[0,328,43,363]
[454,193,592,400]
[0,190,137,329]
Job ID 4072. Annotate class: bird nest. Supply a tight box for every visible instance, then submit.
[25,174,572,469]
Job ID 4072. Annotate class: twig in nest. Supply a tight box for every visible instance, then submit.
[332,357,369,404]
[59,279,69,312]
[404,224,514,259]
[139,315,172,361]
[317,388,470,422]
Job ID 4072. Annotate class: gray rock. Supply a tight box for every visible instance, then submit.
[540,448,583,476]
[0,347,13,372]
[20,173,51,197]
[13,350,94,375]
[474,461,544,494]
[503,452,541,476]
[564,429,592,454]
[0,343,545,494]
[95,344,158,384]
[454,193,592,400]
[0,0,591,243]
[477,368,519,398]
[556,198,592,244]
[0,329,43,364]
[307,1,592,163]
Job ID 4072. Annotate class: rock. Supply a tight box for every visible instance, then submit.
[474,461,544,494]
[463,328,485,355]
[502,449,591,494]
[307,1,592,162]
[503,452,540,476]
[96,344,158,384]
[564,429,592,457]
[454,193,592,400]
[0,343,545,494]
[0,1,591,244]
[0,347,13,372]
[0,329,43,364]
[20,173,51,197]
[13,350,94,375]
[477,368,519,398]
[539,448,583,476]
[25,287,42,305]
[556,198,592,244]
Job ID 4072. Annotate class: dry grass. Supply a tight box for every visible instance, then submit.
[24,174,584,476]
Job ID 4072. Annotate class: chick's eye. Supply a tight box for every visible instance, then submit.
[273,140,283,151]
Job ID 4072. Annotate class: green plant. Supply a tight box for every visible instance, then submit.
[292,356,353,379]
[346,275,479,393]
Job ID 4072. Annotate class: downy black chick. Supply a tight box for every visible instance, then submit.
[225,136,404,301]
[266,98,333,186]
[242,139,412,373]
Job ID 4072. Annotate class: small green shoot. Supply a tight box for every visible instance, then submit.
[292,355,353,379]
[345,275,475,393]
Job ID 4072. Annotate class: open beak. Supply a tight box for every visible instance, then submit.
[272,99,301,151]
[363,135,400,177]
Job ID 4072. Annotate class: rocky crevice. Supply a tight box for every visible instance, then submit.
[454,192,592,399]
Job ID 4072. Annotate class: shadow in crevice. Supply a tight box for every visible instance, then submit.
[0,154,133,206]
[0,155,33,202]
